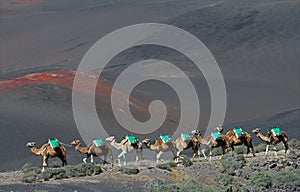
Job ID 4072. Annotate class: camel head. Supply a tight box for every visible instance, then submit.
[215,125,224,133]
[26,142,37,148]
[142,139,150,145]
[191,137,198,143]
[106,136,115,142]
[191,130,200,136]
[71,140,81,146]
[252,128,261,134]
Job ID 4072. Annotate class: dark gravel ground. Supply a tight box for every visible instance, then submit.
[1,149,299,192]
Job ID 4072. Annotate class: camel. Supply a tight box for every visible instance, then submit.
[106,136,144,166]
[142,138,178,163]
[26,141,67,172]
[71,140,113,166]
[252,128,289,157]
[223,128,256,158]
[172,134,200,161]
[192,130,227,161]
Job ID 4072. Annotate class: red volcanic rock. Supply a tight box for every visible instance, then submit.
[0,70,146,108]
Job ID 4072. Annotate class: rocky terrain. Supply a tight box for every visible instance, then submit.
[1,139,300,192]
[0,0,299,191]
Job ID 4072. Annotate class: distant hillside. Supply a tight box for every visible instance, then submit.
[224,108,300,145]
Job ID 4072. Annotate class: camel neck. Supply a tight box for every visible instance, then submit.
[110,139,123,149]
[75,143,87,153]
[197,135,209,144]
[257,132,269,142]
[30,147,41,155]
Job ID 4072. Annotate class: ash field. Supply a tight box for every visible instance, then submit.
[0,0,299,191]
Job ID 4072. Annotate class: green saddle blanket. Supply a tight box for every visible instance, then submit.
[93,139,104,147]
[181,133,192,141]
[233,127,246,138]
[160,135,171,143]
[269,127,284,136]
[48,139,61,148]
[211,132,223,140]
[126,135,140,145]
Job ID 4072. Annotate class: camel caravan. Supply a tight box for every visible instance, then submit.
[26,126,289,171]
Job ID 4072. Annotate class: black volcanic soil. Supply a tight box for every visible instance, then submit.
[0,150,299,192]
[0,0,299,176]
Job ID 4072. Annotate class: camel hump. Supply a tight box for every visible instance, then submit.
[48,139,61,149]
[126,135,141,145]
[233,127,246,138]
[181,133,192,141]
[160,135,171,143]
[93,139,104,147]
[270,126,285,137]
[211,132,223,140]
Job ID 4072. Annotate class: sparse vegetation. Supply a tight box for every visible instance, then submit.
[20,163,102,183]
[119,166,140,175]
[246,172,272,191]
[49,161,61,168]
[271,169,300,190]
[288,138,300,149]
[143,179,224,192]
[235,146,245,154]
[255,143,267,153]
[156,161,177,171]
[180,155,193,167]
[221,152,245,175]
[215,174,236,186]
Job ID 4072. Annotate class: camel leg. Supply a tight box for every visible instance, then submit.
[117,151,126,166]
[220,146,225,160]
[265,144,270,157]
[272,145,278,157]
[109,151,114,167]
[231,145,234,153]
[245,146,250,158]
[103,154,107,164]
[249,141,256,157]
[202,149,207,160]
[191,153,195,161]
[42,155,48,167]
[283,141,289,157]
[91,155,94,163]
[140,149,144,160]
[251,146,256,157]
[198,149,201,161]
[60,156,67,166]
[157,151,164,163]
[135,149,139,162]
[175,150,182,162]
[209,148,212,162]
[123,154,126,166]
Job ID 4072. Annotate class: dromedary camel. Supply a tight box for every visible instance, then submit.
[192,130,227,161]
[71,140,113,166]
[142,138,178,163]
[252,128,289,157]
[172,135,200,161]
[223,128,256,158]
[106,136,143,166]
[26,141,67,172]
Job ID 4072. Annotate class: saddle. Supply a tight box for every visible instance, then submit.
[93,139,104,147]
[233,127,246,138]
[48,139,61,149]
[160,134,171,143]
[181,133,192,141]
[211,132,223,140]
[268,126,285,137]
